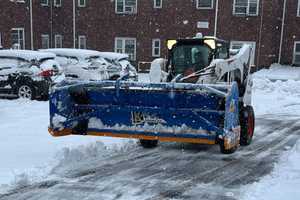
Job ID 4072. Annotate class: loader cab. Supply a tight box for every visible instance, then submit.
[166,37,229,78]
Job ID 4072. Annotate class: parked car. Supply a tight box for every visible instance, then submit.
[40,49,122,81]
[0,50,61,100]
[98,52,138,81]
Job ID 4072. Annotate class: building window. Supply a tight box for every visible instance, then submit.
[293,42,300,65]
[197,0,213,9]
[154,0,162,8]
[78,35,86,49]
[11,28,25,49]
[233,0,259,16]
[78,0,86,7]
[231,41,256,66]
[54,0,62,7]
[41,34,49,49]
[116,0,137,14]
[298,0,300,17]
[40,0,49,6]
[152,39,161,57]
[55,34,63,48]
[115,37,136,61]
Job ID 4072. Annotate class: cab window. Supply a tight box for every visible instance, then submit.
[171,44,211,75]
[215,42,229,59]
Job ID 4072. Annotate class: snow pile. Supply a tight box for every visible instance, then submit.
[242,140,300,200]
[6,166,51,192]
[252,76,300,116]
[254,63,300,81]
[56,141,109,166]
[51,140,136,177]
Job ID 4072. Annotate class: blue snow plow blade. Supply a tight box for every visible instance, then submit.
[49,80,240,150]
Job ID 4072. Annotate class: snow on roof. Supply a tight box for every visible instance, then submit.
[40,48,103,60]
[98,52,129,61]
[0,50,56,61]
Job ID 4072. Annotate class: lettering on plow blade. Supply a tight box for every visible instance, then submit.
[131,112,167,125]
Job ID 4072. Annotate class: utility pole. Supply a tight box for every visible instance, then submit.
[278,0,287,64]
[73,0,76,48]
[257,0,264,69]
[50,0,53,48]
[214,0,219,37]
[30,0,33,50]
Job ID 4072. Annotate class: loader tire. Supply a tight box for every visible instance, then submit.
[240,105,255,146]
[139,139,158,148]
[219,140,237,154]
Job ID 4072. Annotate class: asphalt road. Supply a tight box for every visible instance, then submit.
[1,115,300,200]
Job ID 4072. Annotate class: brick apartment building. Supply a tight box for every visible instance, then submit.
[0,0,299,70]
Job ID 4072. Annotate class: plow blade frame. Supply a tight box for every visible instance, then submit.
[49,80,240,149]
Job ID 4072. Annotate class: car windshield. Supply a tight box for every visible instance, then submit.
[17,57,52,68]
[171,44,212,75]
[0,57,29,68]
[103,57,122,67]
[86,56,101,62]
[118,57,128,62]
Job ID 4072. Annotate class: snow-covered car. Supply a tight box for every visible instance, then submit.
[0,50,61,100]
[98,52,138,81]
[40,49,122,81]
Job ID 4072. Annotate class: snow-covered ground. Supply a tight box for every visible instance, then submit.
[242,140,300,200]
[0,74,151,191]
[1,68,300,198]
[0,100,129,190]
[244,65,300,199]
[251,64,300,116]
[252,78,300,116]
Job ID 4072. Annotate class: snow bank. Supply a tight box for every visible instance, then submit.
[242,140,300,200]
[252,64,300,116]
[254,63,300,81]
[252,77,300,116]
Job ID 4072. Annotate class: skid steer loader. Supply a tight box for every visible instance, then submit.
[48,36,255,154]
